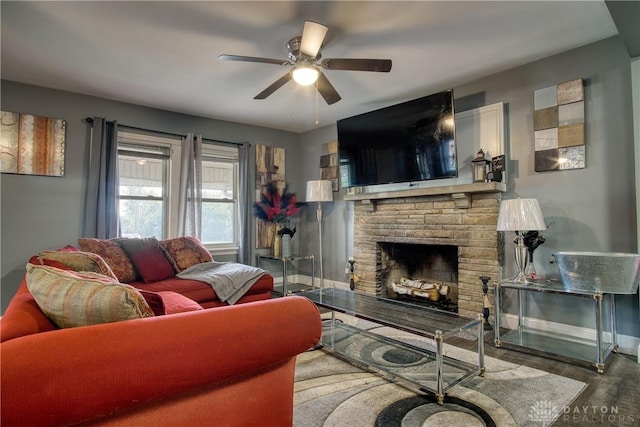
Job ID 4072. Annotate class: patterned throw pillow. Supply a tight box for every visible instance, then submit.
[25,264,154,328]
[160,236,213,272]
[38,250,118,280]
[115,237,175,283]
[78,238,138,283]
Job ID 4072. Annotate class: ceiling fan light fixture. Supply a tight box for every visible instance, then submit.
[292,65,319,86]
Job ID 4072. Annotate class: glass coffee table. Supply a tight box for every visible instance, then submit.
[298,288,485,404]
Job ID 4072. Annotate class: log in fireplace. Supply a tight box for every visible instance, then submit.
[380,242,459,311]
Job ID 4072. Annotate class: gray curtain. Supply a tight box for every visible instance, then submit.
[237,143,251,264]
[83,118,119,238]
[177,133,203,237]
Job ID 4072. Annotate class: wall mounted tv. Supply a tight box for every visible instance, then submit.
[337,89,456,188]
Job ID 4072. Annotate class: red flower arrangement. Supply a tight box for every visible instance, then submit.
[254,182,303,224]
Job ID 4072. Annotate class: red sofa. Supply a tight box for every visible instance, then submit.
[1,274,322,426]
[72,236,274,308]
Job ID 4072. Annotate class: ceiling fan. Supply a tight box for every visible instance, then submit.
[219,21,392,105]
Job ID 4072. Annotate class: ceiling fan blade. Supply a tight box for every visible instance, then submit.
[321,58,392,72]
[316,72,341,105]
[219,54,291,66]
[254,73,293,100]
[300,21,328,58]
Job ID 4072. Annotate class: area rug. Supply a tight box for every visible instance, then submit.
[293,316,586,427]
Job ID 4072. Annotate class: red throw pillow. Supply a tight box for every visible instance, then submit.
[138,290,203,315]
[115,237,175,283]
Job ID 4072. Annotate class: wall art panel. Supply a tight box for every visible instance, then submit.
[255,144,285,248]
[0,111,65,176]
[533,78,585,172]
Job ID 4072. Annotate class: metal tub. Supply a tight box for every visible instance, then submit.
[553,251,640,294]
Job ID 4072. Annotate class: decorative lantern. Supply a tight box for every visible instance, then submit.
[471,149,491,182]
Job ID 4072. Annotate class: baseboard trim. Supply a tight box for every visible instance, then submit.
[501,313,639,357]
[280,274,350,290]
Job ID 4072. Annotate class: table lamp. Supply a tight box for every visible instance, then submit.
[497,198,546,283]
[306,180,333,288]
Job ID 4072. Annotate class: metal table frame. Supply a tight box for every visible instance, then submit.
[495,280,618,374]
[257,254,315,295]
[298,288,485,404]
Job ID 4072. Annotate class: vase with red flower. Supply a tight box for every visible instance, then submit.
[254,182,303,258]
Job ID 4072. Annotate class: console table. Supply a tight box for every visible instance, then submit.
[257,254,314,296]
[298,288,485,404]
[494,280,617,373]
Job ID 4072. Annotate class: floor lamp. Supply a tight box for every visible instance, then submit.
[306,180,333,288]
[497,198,546,284]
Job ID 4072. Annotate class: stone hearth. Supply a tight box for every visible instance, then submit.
[350,185,503,318]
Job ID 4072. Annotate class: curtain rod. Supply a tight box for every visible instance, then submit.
[84,117,246,147]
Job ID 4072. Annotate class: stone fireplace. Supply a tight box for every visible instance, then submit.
[347,182,504,318]
[380,242,459,308]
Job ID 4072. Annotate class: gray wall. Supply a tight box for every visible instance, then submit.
[2,35,637,339]
[0,81,302,312]
[296,125,352,285]
[297,36,638,338]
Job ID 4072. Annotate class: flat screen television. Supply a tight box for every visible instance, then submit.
[337,89,457,188]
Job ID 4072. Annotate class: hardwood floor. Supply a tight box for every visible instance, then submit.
[451,330,640,427]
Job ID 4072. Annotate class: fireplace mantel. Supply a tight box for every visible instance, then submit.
[344,181,506,208]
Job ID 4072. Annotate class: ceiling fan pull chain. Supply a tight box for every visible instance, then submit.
[315,81,320,125]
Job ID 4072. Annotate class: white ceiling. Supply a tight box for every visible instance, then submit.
[1,1,620,133]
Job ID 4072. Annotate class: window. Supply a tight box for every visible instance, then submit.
[201,145,238,245]
[118,143,169,239]
[117,131,240,251]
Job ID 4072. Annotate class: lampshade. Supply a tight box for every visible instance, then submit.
[496,198,546,231]
[306,180,333,202]
[292,66,319,86]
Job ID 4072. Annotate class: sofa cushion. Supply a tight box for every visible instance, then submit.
[116,237,175,283]
[130,274,274,308]
[160,236,213,272]
[138,290,204,316]
[78,238,138,283]
[25,264,154,328]
[131,277,217,304]
[38,250,118,280]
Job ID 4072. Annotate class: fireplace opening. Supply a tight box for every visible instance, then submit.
[378,242,458,312]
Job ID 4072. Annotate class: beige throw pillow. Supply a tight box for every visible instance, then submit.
[38,250,118,280]
[25,263,154,329]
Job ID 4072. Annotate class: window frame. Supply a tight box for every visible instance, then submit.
[116,131,240,254]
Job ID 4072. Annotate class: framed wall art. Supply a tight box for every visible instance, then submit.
[0,111,66,176]
[533,78,585,172]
